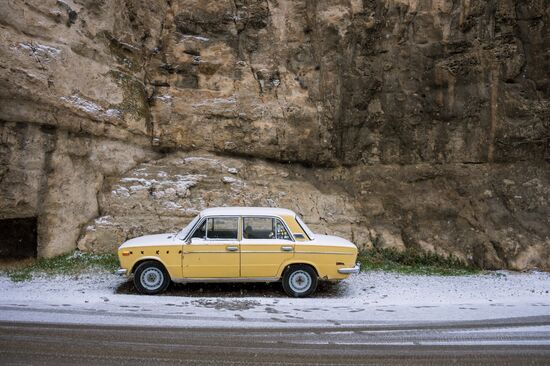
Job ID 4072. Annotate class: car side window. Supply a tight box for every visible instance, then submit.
[242,217,292,241]
[275,219,291,240]
[191,220,206,239]
[243,217,275,239]
[206,217,238,240]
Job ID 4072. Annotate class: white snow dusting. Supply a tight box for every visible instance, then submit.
[192,97,236,108]
[94,216,114,226]
[155,95,172,103]
[60,95,122,119]
[163,201,182,209]
[0,270,548,329]
[181,34,210,42]
[16,42,61,59]
[222,176,240,184]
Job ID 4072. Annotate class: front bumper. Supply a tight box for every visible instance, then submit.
[338,263,361,274]
[115,268,128,276]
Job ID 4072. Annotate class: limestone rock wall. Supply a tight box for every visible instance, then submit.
[77,152,549,270]
[77,152,368,253]
[0,0,548,269]
[0,122,156,257]
[319,163,550,270]
[144,0,550,165]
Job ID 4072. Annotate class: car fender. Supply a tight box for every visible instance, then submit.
[276,259,323,279]
[130,255,170,275]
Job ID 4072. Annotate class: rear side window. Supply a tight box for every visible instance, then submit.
[243,217,274,239]
[206,217,238,239]
[243,217,292,241]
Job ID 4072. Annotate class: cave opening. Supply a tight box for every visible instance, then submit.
[0,217,38,259]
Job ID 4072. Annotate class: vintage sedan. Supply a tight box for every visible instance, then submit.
[117,207,359,297]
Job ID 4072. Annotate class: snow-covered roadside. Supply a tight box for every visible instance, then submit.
[0,271,549,328]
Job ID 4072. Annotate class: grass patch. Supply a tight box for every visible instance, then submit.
[4,251,118,282]
[2,248,477,281]
[358,248,479,276]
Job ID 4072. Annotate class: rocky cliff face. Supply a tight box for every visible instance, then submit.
[1,0,548,269]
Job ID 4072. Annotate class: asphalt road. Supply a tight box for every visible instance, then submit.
[1,318,549,365]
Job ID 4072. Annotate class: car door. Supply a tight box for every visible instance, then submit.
[182,216,240,278]
[240,216,294,278]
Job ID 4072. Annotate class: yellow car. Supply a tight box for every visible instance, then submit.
[117,207,360,297]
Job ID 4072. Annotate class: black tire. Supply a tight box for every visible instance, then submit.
[133,261,171,295]
[282,264,318,297]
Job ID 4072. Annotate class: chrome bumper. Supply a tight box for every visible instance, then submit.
[338,263,361,274]
[115,268,128,276]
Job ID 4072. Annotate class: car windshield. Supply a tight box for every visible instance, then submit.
[177,214,201,240]
[295,215,315,240]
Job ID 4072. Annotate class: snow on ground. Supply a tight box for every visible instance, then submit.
[0,271,549,328]
[345,271,550,304]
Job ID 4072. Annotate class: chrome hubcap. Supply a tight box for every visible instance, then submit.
[289,270,311,293]
[140,267,163,290]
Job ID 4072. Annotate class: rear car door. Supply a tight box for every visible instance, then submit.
[240,216,294,278]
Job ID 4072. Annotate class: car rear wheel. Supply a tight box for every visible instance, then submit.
[133,261,170,295]
[282,265,318,297]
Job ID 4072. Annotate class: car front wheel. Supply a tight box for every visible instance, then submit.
[133,261,171,295]
[282,265,318,297]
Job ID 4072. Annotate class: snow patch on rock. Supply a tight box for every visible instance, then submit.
[16,42,61,59]
[155,95,172,103]
[112,186,130,197]
[222,176,240,184]
[95,216,114,226]
[163,201,182,210]
[192,97,237,108]
[181,34,210,42]
[60,95,122,120]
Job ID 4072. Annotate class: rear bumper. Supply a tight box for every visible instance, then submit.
[115,268,128,276]
[337,263,360,274]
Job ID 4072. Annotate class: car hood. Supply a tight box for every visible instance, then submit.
[119,233,177,249]
[309,234,357,249]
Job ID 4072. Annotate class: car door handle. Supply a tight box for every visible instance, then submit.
[226,246,239,252]
[281,246,293,252]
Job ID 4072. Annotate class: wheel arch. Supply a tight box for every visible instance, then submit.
[278,261,320,278]
[130,256,169,275]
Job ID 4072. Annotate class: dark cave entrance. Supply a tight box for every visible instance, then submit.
[0,217,38,258]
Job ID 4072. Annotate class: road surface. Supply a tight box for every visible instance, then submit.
[1,271,549,364]
[1,317,549,365]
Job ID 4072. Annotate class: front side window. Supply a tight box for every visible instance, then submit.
[243,217,292,241]
[206,217,238,239]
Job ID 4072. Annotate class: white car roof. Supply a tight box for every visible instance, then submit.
[199,207,296,217]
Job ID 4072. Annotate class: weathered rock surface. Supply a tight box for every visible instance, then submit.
[77,152,549,270]
[77,152,368,253]
[324,162,550,270]
[0,122,156,257]
[0,0,549,269]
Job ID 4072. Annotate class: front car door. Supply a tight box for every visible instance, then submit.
[240,216,294,278]
[182,216,240,278]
